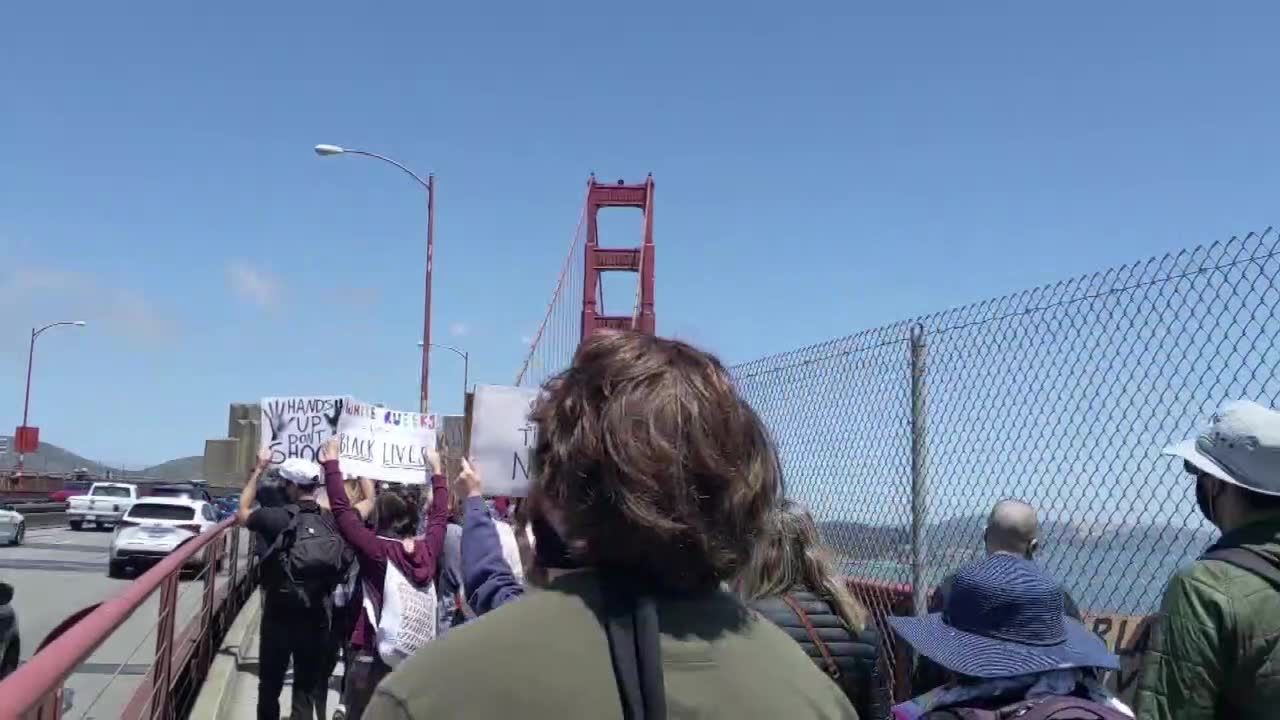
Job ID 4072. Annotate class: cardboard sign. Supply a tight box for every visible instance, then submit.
[260,396,346,463]
[337,399,439,485]
[1084,613,1156,706]
[468,385,539,497]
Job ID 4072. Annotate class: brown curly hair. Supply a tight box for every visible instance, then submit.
[528,330,781,593]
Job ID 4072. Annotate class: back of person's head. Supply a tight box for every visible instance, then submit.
[528,330,780,593]
[985,498,1040,558]
[275,458,322,502]
[739,499,868,633]
[373,488,419,538]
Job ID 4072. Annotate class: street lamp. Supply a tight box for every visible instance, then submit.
[17,320,87,473]
[419,341,469,398]
[316,143,436,414]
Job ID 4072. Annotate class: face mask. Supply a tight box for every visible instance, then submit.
[1196,475,1224,526]
[531,514,582,570]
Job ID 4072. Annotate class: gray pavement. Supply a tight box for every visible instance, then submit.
[210,591,343,720]
[0,524,252,719]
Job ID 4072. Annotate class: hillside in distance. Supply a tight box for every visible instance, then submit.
[0,436,203,482]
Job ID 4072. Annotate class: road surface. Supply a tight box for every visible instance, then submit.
[0,524,251,719]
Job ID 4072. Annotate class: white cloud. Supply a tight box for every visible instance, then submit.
[449,322,469,338]
[0,265,174,344]
[226,261,281,310]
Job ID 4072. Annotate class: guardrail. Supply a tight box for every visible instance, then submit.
[0,517,259,720]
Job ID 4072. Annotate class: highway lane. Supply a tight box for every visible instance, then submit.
[0,524,252,719]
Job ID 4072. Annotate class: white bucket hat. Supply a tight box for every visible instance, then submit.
[275,457,322,487]
[1164,399,1280,496]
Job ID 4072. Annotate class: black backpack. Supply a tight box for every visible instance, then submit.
[925,696,1130,719]
[263,505,355,611]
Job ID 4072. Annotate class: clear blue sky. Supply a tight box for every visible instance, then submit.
[3,1,1280,466]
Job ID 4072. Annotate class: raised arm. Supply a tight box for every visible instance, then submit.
[416,449,451,578]
[320,438,386,562]
[457,459,525,614]
[236,449,271,525]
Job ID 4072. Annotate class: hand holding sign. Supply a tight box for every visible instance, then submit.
[456,458,483,500]
[321,437,340,464]
[427,447,444,476]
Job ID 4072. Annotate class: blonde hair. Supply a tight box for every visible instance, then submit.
[739,499,868,633]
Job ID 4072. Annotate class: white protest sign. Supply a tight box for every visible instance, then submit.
[338,399,439,485]
[468,384,539,497]
[260,396,347,463]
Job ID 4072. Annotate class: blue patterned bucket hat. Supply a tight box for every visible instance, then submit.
[888,554,1117,678]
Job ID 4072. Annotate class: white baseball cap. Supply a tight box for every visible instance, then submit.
[1164,399,1280,497]
[276,458,322,487]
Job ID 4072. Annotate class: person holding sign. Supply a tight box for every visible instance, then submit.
[452,458,529,617]
[320,438,450,720]
[365,330,857,720]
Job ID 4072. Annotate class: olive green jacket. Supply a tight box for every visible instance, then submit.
[365,570,858,720]
[1135,517,1280,719]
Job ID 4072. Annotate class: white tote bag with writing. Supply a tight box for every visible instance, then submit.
[363,556,438,667]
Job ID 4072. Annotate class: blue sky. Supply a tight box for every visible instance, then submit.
[4,1,1280,466]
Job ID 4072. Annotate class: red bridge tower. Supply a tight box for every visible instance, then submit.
[581,175,656,338]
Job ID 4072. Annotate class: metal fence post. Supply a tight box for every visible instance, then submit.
[909,323,929,617]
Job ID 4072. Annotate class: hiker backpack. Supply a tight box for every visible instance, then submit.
[363,547,438,667]
[924,696,1131,720]
[265,505,355,611]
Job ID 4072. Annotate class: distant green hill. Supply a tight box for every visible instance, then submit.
[0,436,203,481]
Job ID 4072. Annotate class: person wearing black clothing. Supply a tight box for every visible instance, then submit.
[739,500,892,720]
[237,451,337,720]
[912,499,1081,696]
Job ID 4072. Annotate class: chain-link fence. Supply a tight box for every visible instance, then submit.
[732,227,1280,689]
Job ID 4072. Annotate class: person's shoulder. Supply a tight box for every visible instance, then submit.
[1175,556,1242,596]
[726,612,859,716]
[372,581,606,714]
[248,505,291,529]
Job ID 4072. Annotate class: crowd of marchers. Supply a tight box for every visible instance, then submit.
[238,330,1280,720]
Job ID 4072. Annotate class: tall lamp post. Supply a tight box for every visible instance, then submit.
[316,143,435,413]
[17,320,87,474]
[419,341,469,398]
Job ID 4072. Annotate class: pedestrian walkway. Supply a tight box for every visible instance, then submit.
[190,591,342,720]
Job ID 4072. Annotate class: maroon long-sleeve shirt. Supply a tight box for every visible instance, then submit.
[322,458,449,653]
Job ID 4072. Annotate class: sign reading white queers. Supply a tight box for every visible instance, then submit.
[338,399,439,485]
[469,384,540,497]
[260,396,346,463]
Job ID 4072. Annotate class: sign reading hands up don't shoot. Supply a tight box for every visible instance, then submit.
[468,385,539,497]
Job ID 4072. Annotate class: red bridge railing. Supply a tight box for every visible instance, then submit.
[0,518,259,720]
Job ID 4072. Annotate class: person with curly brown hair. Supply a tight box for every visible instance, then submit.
[366,330,858,720]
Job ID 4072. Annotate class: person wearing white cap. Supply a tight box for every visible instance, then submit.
[236,451,344,720]
[1135,400,1280,720]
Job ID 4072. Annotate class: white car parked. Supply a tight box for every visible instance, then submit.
[108,498,221,578]
[0,505,24,546]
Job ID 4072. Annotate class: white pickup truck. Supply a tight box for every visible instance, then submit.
[67,483,139,530]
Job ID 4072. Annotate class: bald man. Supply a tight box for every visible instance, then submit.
[911,499,1081,693]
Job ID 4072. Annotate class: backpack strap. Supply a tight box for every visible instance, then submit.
[1202,546,1280,591]
[781,593,841,680]
[263,505,301,559]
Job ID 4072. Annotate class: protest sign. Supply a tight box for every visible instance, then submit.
[338,399,439,485]
[260,396,347,463]
[468,385,539,497]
